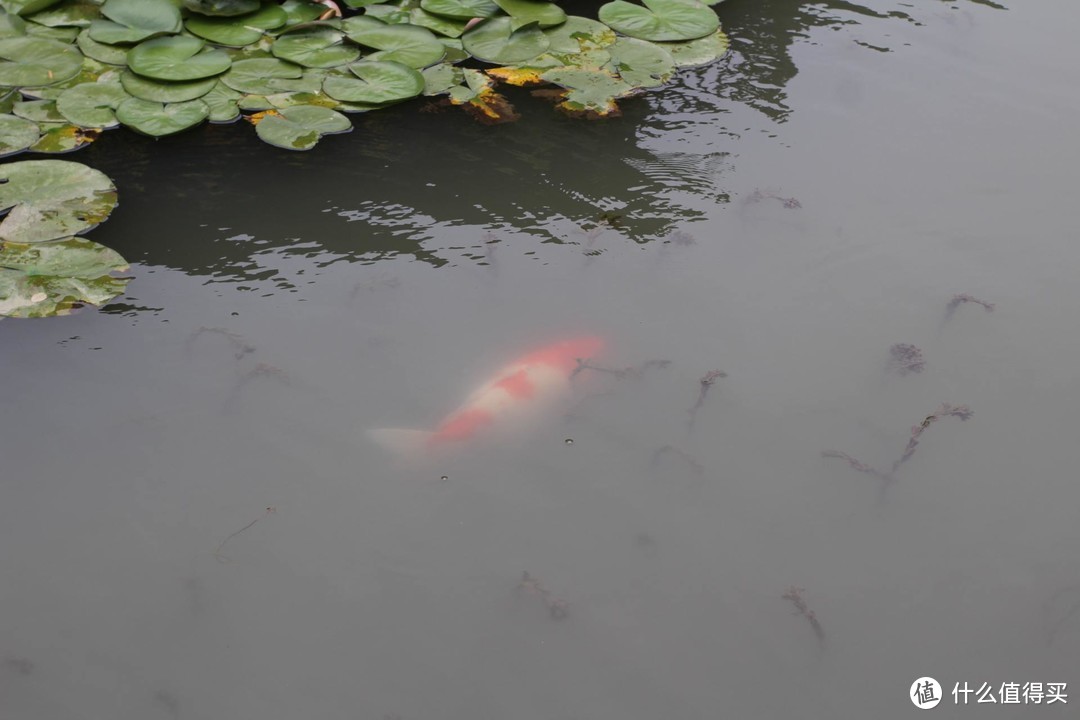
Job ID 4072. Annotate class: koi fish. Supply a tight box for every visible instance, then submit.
[368,336,604,455]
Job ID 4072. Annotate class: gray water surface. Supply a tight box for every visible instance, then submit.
[3,0,1079,718]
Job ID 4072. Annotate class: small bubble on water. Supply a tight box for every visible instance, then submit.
[565,438,574,445]
[440,475,448,481]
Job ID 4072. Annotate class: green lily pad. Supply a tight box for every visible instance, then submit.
[101,0,181,33]
[0,12,27,38]
[407,8,467,38]
[658,26,728,66]
[0,36,82,87]
[115,96,209,136]
[0,236,130,318]
[321,60,423,104]
[19,56,110,98]
[119,69,215,103]
[201,79,242,122]
[56,78,129,126]
[0,0,63,16]
[183,0,261,16]
[541,66,637,116]
[281,0,326,25]
[29,121,98,152]
[252,104,351,150]
[127,36,232,81]
[605,36,673,87]
[220,57,313,94]
[76,28,128,65]
[185,4,287,46]
[419,0,499,21]
[25,0,101,27]
[543,16,616,54]
[12,97,63,121]
[342,16,444,68]
[362,4,408,24]
[420,61,459,95]
[0,159,117,243]
[493,0,565,30]
[0,112,39,156]
[271,27,359,68]
[462,17,549,64]
[598,0,718,42]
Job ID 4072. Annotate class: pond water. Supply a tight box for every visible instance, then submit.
[3,0,1079,717]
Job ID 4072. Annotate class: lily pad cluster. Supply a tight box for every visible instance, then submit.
[0,158,129,317]
[0,0,729,151]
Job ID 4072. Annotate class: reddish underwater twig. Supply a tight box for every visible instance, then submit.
[887,344,925,376]
[782,586,825,644]
[213,507,276,563]
[945,293,995,322]
[517,572,569,619]
[747,189,802,209]
[650,444,705,475]
[687,369,727,430]
[187,326,255,360]
[823,403,973,485]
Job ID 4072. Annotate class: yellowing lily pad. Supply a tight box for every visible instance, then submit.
[0,159,117,243]
[0,236,130,318]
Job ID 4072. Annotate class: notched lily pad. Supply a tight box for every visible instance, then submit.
[0,159,117,243]
[183,0,261,16]
[272,26,360,68]
[540,66,637,117]
[0,112,39,156]
[186,4,288,47]
[29,122,99,152]
[0,236,130,318]
[56,77,129,127]
[115,96,209,136]
[249,103,351,150]
[462,17,549,65]
[659,26,729,66]
[419,0,499,20]
[127,36,232,82]
[0,36,82,87]
[598,0,718,42]
[605,36,673,87]
[342,16,444,68]
[322,59,423,104]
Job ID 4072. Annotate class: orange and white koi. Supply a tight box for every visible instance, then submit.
[367,336,604,455]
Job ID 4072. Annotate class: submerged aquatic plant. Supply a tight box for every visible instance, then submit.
[0,0,732,153]
[687,368,725,430]
[782,586,824,645]
[746,188,801,209]
[823,403,973,486]
[886,343,924,376]
[213,506,277,562]
[517,571,568,619]
[945,293,995,322]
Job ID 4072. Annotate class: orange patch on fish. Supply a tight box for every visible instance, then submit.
[493,368,535,399]
[434,407,494,442]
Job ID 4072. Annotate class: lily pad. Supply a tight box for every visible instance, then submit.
[658,26,728,66]
[89,0,181,43]
[12,97,62,121]
[271,27,359,68]
[462,17,549,64]
[605,36,673,87]
[407,8,467,38]
[493,0,565,30]
[56,77,129,126]
[0,0,63,16]
[0,12,27,38]
[0,236,130,318]
[598,0,718,42]
[0,159,117,243]
[220,56,313,94]
[251,104,351,150]
[419,0,499,21]
[541,66,637,116]
[201,79,242,122]
[543,16,616,54]
[127,36,232,82]
[76,28,128,65]
[280,0,326,25]
[119,69,216,103]
[0,112,39,156]
[185,4,287,46]
[183,0,261,16]
[29,122,98,152]
[342,16,444,68]
[115,96,209,136]
[322,60,423,104]
[362,4,409,24]
[0,36,82,87]
[420,61,459,95]
[24,0,101,27]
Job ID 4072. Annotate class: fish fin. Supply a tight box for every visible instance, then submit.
[366,428,434,456]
